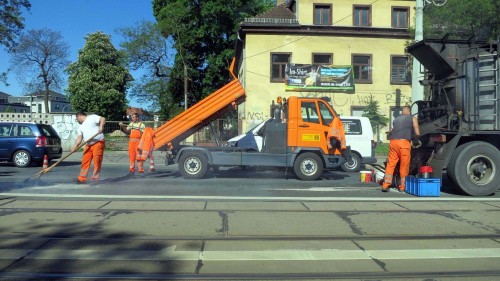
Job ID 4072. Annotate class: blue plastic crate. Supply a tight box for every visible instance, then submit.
[405,177,440,197]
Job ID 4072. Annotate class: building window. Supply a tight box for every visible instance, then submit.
[391,55,411,84]
[312,53,333,66]
[271,53,290,82]
[314,4,331,25]
[392,7,409,28]
[353,5,371,27]
[351,106,367,117]
[352,54,372,83]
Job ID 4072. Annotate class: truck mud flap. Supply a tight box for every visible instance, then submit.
[428,133,462,179]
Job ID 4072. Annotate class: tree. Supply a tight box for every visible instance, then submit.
[362,94,389,142]
[118,21,178,119]
[66,32,132,120]
[0,0,30,50]
[424,0,499,41]
[10,28,70,113]
[153,0,274,108]
[0,0,31,85]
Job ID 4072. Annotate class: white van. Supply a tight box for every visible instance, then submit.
[339,116,377,172]
[227,116,376,172]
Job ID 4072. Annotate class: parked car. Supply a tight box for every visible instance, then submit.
[0,122,62,167]
[227,116,376,172]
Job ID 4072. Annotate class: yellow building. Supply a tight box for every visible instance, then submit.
[236,0,415,141]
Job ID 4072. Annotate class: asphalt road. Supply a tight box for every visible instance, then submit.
[0,151,496,198]
[1,152,500,280]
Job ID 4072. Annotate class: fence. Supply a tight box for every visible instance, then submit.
[0,112,242,151]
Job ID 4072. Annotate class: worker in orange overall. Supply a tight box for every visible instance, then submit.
[137,127,155,172]
[119,113,146,176]
[382,106,420,192]
[327,115,347,153]
[72,111,106,185]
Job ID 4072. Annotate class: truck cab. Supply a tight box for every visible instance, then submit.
[228,115,375,172]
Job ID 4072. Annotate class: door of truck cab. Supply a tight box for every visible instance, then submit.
[294,99,333,153]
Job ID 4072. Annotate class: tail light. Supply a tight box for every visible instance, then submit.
[36,136,47,147]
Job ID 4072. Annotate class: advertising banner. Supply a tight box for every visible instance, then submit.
[285,64,355,93]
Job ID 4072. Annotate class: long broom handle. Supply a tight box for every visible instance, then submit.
[36,132,101,176]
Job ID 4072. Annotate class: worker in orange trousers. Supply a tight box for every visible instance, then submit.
[72,111,106,185]
[120,113,146,175]
[382,106,420,192]
[137,127,155,172]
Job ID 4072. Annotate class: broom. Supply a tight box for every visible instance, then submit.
[27,132,100,181]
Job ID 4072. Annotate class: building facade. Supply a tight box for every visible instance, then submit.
[0,91,29,113]
[236,0,415,140]
[6,90,72,113]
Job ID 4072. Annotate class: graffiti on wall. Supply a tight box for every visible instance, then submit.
[53,114,78,141]
[52,114,79,151]
[246,111,266,120]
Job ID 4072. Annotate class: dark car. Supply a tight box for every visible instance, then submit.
[0,122,62,167]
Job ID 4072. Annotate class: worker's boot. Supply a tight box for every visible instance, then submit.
[138,161,145,177]
[127,168,135,177]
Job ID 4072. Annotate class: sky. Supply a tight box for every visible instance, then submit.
[0,0,157,108]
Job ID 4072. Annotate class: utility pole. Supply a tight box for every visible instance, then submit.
[184,63,188,110]
[411,0,424,113]
[412,0,448,114]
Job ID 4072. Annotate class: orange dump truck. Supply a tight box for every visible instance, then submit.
[153,59,350,180]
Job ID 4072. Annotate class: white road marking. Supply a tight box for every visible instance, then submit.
[263,187,372,192]
[2,192,500,201]
[3,248,500,261]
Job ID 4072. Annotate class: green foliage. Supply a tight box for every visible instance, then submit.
[118,21,176,119]
[362,94,389,142]
[375,142,389,156]
[153,0,274,107]
[66,32,133,120]
[4,105,13,112]
[424,0,499,41]
[0,0,31,50]
[0,0,29,86]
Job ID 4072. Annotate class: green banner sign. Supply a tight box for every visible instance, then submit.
[286,64,355,93]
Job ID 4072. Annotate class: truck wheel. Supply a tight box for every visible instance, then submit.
[340,152,361,172]
[448,141,500,196]
[178,151,208,179]
[293,152,324,181]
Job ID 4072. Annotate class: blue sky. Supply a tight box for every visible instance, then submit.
[0,0,157,108]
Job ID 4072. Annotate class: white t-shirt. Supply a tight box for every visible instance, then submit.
[77,114,104,145]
